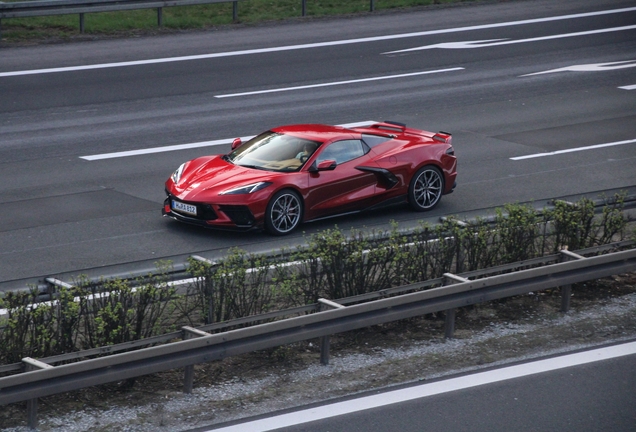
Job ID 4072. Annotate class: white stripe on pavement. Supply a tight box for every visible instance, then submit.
[80,121,377,160]
[214,68,464,98]
[511,138,636,160]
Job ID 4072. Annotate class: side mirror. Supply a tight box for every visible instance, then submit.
[309,160,337,173]
[231,137,242,150]
[317,160,337,171]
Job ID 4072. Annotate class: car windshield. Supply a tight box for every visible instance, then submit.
[227,131,321,172]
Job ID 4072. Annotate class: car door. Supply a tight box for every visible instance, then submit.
[304,139,381,219]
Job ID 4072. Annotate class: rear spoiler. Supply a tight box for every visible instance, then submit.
[432,131,452,144]
[366,121,452,144]
[367,120,407,134]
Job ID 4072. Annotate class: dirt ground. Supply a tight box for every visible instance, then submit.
[1,273,636,431]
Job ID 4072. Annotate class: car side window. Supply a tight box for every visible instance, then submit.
[316,140,366,165]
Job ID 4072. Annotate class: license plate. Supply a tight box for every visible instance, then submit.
[172,200,197,216]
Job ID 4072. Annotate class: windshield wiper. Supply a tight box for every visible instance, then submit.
[238,164,267,171]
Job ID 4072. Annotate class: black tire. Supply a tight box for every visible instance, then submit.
[408,166,444,211]
[265,189,303,235]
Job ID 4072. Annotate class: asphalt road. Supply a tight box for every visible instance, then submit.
[203,342,636,432]
[1,0,635,287]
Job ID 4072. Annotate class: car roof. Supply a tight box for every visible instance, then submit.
[270,124,356,142]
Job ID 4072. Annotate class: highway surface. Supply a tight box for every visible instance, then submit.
[203,341,636,432]
[204,342,636,432]
[1,0,635,287]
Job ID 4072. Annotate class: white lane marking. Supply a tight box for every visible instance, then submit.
[382,25,636,54]
[1,7,635,77]
[619,84,636,90]
[81,137,252,161]
[80,121,377,160]
[521,60,636,76]
[214,68,464,98]
[207,341,636,432]
[511,138,636,161]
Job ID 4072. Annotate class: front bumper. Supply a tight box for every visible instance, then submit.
[163,195,258,230]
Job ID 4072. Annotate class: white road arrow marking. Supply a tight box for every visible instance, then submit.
[384,39,509,53]
[396,39,510,51]
[521,60,636,76]
[382,25,636,54]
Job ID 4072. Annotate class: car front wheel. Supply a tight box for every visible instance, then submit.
[265,189,303,235]
[409,166,444,211]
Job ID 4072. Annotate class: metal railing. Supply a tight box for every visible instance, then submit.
[0,0,378,36]
[1,244,635,428]
[2,239,632,375]
[0,0,245,35]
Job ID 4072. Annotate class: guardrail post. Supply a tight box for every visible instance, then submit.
[23,358,54,429]
[232,1,238,21]
[444,308,456,339]
[320,335,330,365]
[370,0,375,12]
[27,392,37,429]
[318,298,345,365]
[559,250,585,313]
[157,7,163,27]
[183,362,194,393]
[182,326,210,393]
[79,13,85,33]
[442,273,470,339]
[560,284,572,312]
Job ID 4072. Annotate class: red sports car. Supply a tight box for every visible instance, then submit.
[163,121,457,235]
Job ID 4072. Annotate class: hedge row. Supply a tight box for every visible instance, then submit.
[0,195,632,364]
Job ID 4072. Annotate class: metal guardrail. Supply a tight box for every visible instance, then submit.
[0,0,245,34]
[1,245,635,427]
[1,240,631,376]
[0,0,379,36]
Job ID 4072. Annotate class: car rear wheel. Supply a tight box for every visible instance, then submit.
[265,189,303,235]
[409,166,444,211]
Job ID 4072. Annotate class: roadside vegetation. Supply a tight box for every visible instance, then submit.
[0,195,633,365]
[1,0,473,42]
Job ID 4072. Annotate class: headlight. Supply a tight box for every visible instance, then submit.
[171,162,187,184]
[220,182,272,195]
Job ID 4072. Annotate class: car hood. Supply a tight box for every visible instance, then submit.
[173,155,278,200]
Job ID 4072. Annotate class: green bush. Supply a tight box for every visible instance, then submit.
[0,196,631,364]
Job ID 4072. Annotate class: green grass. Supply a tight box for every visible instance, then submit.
[0,0,471,42]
